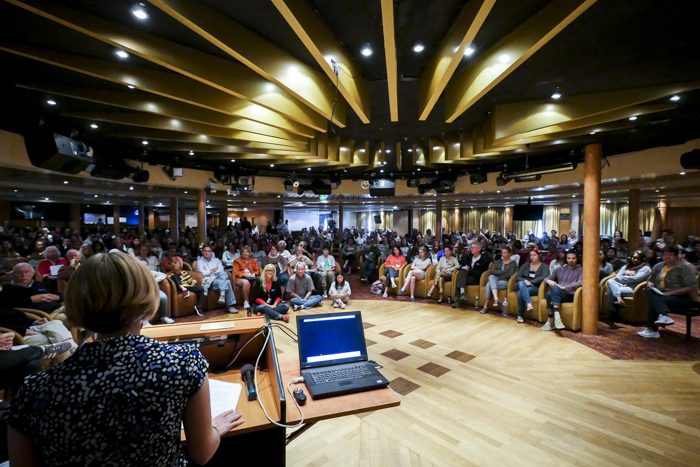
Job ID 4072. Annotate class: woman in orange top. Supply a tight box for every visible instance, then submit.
[232,246,261,311]
[382,246,406,297]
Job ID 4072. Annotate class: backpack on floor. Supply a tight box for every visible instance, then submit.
[370,280,384,295]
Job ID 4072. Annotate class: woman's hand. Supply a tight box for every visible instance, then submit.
[212,410,244,436]
[0,332,14,350]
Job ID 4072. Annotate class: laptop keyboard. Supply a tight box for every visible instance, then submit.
[309,364,373,384]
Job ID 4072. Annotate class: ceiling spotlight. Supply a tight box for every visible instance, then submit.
[407,148,413,153]
[44,197,50,201]
[417,168,421,172]
[386,149,391,154]
[551,91,562,100]
[464,46,475,57]
[270,164,275,168]
[670,95,681,102]
[188,150,194,156]
[679,171,686,175]
[131,2,149,20]
[141,140,149,145]
[412,43,425,53]
[380,169,384,173]
[360,45,373,57]
[628,115,638,121]
[46,99,57,106]
[359,148,366,153]
[127,84,135,89]
[63,180,69,184]
[307,167,311,171]
[94,194,99,198]
[432,145,441,150]
[129,186,134,191]
[230,159,235,163]
[184,190,188,194]
[89,123,99,129]
[114,49,130,59]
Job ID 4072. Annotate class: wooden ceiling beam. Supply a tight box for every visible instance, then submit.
[444,0,597,123]
[418,0,496,121]
[1,44,315,138]
[149,0,346,128]
[271,0,371,124]
[379,0,399,122]
[6,0,327,131]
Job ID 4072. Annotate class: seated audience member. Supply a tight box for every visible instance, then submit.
[541,251,583,331]
[605,250,651,326]
[315,247,336,298]
[137,245,159,272]
[254,264,289,322]
[515,249,550,323]
[6,250,244,466]
[599,249,614,280]
[288,244,314,278]
[482,246,518,315]
[133,254,175,324]
[329,272,351,309]
[233,246,261,311]
[549,248,566,273]
[427,246,459,303]
[0,332,71,394]
[637,246,697,339]
[0,263,62,313]
[643,247,659,268]
[57,249,80,284]
[250,243,266,269]
[452,243,492,308]
[79,243,94,260]
[264,244,289,287]
[286,263,322,311]
[164,256,206,318]
[605,247,626,271]
[360,239,382,284]
[195,246,238,313]
[221,243,239,271]
[382,246,406,297]
[398,247,431,302]
[36,246,68,293]
[0,306,76,362]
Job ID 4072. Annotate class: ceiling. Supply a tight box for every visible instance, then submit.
[0,0,699,186]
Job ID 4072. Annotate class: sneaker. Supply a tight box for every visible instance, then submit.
[333,301,338,308]
[227,306,239,314]
[193,306,203,317]
[38,341,72,359]
[243,301,251,310]
[517,316,525,323]
[322,292,328,299]
[654,314,675,326]
[183,290,190,299]
[637,329,660,339]
[493,299,499,308]
[293,304,300,312]
[526,303,533,312]
[161,317,175,324]
[554,318,565,330]
[540,321,554,331]
[339,301,346,309]
[397,289,406,296]
[218,294,226,304]
[410,297,416,302]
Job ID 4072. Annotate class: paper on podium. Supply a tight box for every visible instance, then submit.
[209,379,242,418]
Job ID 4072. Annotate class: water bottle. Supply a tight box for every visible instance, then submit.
[474,296,480,309]
[501,298,509,317]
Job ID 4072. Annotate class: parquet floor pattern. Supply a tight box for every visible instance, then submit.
[272,300,700,467]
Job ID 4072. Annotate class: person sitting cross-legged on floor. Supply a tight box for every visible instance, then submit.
[254,264,289,322]
[286,263,323,311]
[637,246,697,339]
[329,272,351,309]
[541,251,582,331]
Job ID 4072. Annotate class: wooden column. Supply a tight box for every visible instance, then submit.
[197,189,207,245]
[582,144,602,335]
[147,208,155,232]
[112,204,120,235]
[503,207,513,234]
[69,203,81,232]
[170,197,179,244]
[338,202,344,234]
[138,200,145,235]
[219,201,228,233]
[435,198,443,239]
[627,189,640,250]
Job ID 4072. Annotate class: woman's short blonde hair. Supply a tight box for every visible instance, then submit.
[64,250,159,334]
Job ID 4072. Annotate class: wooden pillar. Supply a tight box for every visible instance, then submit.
[197,189,207,245]
[582,144,602,335]
[627,189,640,250]
[503,207,513,234]
[69,203,81,232]
[338,202,344,234]
[435,198,443,239]
[112,204,120,235]
[219,201,228,234]
[170,197,179,244]
[138,200,145,235]
[147,207,155,232]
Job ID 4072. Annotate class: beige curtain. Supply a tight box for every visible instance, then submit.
[381,211,394,230]
[542,205,560,233]
[479,208,504,233]
[419,210,436,235]
[461,209,479,232]
[513,221,539,239]
[599,203,616,236]
[442,208,459,233]
[614,205,629,238]
[640,204,655,233]
[356,212,368,231]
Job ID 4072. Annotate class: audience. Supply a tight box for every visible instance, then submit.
[542,251,583,331]
[453,243,492,308]
[232,246,260,311]
[381,245,406,297]
[515,250,550,323]
[0,263,62,313]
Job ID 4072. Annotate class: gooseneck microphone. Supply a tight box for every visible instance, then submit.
[240,364,257,401]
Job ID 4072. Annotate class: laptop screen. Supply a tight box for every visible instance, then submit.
[297,311,368,369]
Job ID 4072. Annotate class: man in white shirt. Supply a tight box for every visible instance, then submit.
[315,247,336,298]
[195,246,237,313]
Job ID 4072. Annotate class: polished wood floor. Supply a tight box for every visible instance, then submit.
[270,300,700,467]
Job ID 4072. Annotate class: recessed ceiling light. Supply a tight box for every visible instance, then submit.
[89,123,99,129]
[407,148,413,153]
[270,164,275,168]
[141,140,149,145]
[393,205,398,209]
[679,171,686,175]
[230,159,235,163]
[184,190,188,194]
[131,3,149,21]
[46,99,57,106]
[114,49,129,59]
[464,46,475,57]
[277,195,281,198]
[551,91,562,100]
[606,200,611,203]
[498,54,511,63]
[412,43,425,53]
[307,167,311,171]
[360,46,373,57]
[417,168,421,172]
[94,194,99,198]
[44,197,50,201]
[359,148,366,153]
[628,115,638,121]
[62,180,68,184]
[13,189,18,192]
[432,145,441,150]
[380,169,384,173]
[129,186,134,191]
[669,95,681,102]
[496,190,501,193]
[188,150,194,156]
[386,149,391,154]
[126,84,135,89]
[655,189,659,193]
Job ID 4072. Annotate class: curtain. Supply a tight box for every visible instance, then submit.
[356,212,368,231]
[599,203,616,236]
[542,205,560,234]
[640,204,655,233]
[381,211,394,230]
[442,208,459,233]
[513,221,539,239]
[479,208,504,233]
[418,210,436,235]
[461,209,479,232]
[614,205,629,238]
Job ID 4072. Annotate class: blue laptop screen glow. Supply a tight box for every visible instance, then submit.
[297,312,367,368]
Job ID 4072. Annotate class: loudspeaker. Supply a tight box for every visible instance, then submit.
[24,132,93,174]
[680,149,700,170]
[373,214,382,224]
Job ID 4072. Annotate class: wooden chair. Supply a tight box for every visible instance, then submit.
[539,284,583,331]
[379,262,409,295]
[401,264,436,299]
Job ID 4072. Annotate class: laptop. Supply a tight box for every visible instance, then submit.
[296,311,390,399]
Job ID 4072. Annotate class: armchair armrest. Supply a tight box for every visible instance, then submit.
[507,274,518,293]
